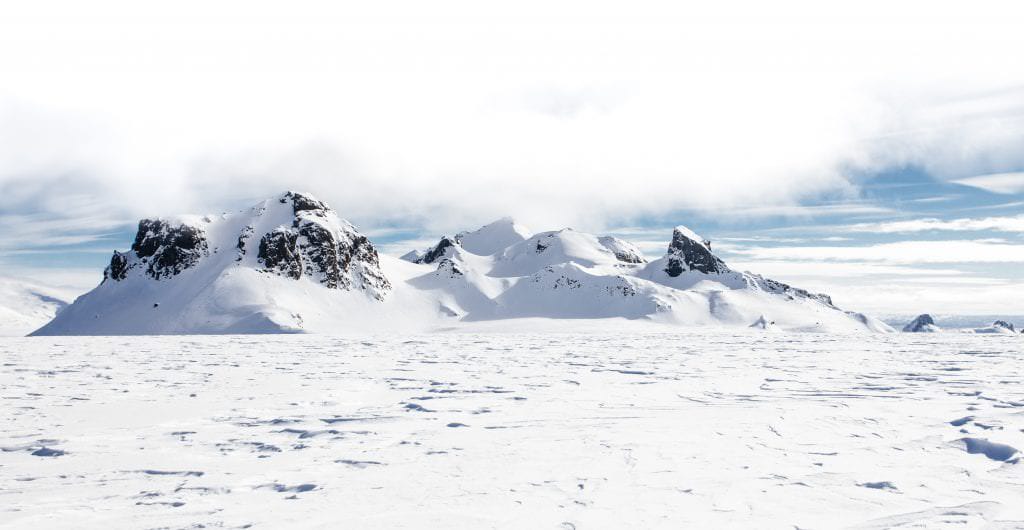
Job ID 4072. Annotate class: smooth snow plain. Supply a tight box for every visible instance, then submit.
[2,331,1023,529]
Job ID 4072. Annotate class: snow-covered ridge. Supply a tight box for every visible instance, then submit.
[35,192,893,335]
[400,219,889,333]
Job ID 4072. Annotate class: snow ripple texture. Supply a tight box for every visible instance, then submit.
[2,332,1023,529]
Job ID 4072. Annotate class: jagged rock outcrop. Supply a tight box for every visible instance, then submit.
[663,226,727,276]
[414,236,460,265]
[104,219,210,282]
[993,320,1016,332]
[746,274,835,307]
[258,229,303,280]
[970,320,1018,334]
[903,314,941,333]
[102,191,390,299]
[254,192,390,297]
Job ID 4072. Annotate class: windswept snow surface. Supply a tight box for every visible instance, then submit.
[3,332,1023,529]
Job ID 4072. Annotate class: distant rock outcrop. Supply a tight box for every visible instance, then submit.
[993,320,1016,333]
[749,315,777,330]
[664,226,727,276]
[903,314,941,333]
[413,236,460,265]
[971,320,1018,334]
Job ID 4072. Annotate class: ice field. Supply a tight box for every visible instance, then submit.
[2,331,1023,529]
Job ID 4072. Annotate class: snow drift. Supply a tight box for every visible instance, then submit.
[34,192,892,335]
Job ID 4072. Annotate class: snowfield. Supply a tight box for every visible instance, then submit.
[2,332,1023,529]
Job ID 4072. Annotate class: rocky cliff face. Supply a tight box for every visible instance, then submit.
[105,219,210,282]
[103,191,390,299]
[413,236,460,265]
[251,192,390,297]
[993,320,1016,332]
[663,227,728,276]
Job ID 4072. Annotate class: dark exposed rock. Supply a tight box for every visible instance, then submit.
[236,225,254,261]
[105,251,129,281]
[297,221,341,288]
[753,275,834,307]
[282,191,330,216]
[664,227,727,276]
[415,236,459,265]
[611,249,644,264]
[598,236,646,264]
[903,314,939,332]
[255,192,390,298]
[435,258,464,277]
[993,320,1016,332]
[258,229,302,280]
[105,219,209,281]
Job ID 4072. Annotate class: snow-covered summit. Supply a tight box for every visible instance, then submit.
[456,217,532,256]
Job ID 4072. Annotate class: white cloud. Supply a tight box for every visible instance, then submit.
[730,240,1024,265]
[1,0,1024,235]
[847,215,1024,233]
[794,279,1024,316]
[953,172,1024,194]
[727,261,967,278]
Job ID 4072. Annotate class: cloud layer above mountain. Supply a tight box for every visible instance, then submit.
[3,0,1024,233]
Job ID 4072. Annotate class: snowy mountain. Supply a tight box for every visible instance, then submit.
[33,192,396,335]
[0,276,74,336]
[34,192,892,335]
[903,314,941,333]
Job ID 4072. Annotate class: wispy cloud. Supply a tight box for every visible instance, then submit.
[953,172,1024,194]
[847,215,1024,234]
[730,240,1024,265]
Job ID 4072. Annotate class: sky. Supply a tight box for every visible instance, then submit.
[1,0,1024,318]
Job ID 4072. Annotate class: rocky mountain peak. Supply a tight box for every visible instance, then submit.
[993,320,1016,332]
[664,226,728,276]
[457,217,531,256]
[903,314,940,332]
[103,192,391,300]
[255,194,389,298]
[281,190,330,216]
[413,236,461,265]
